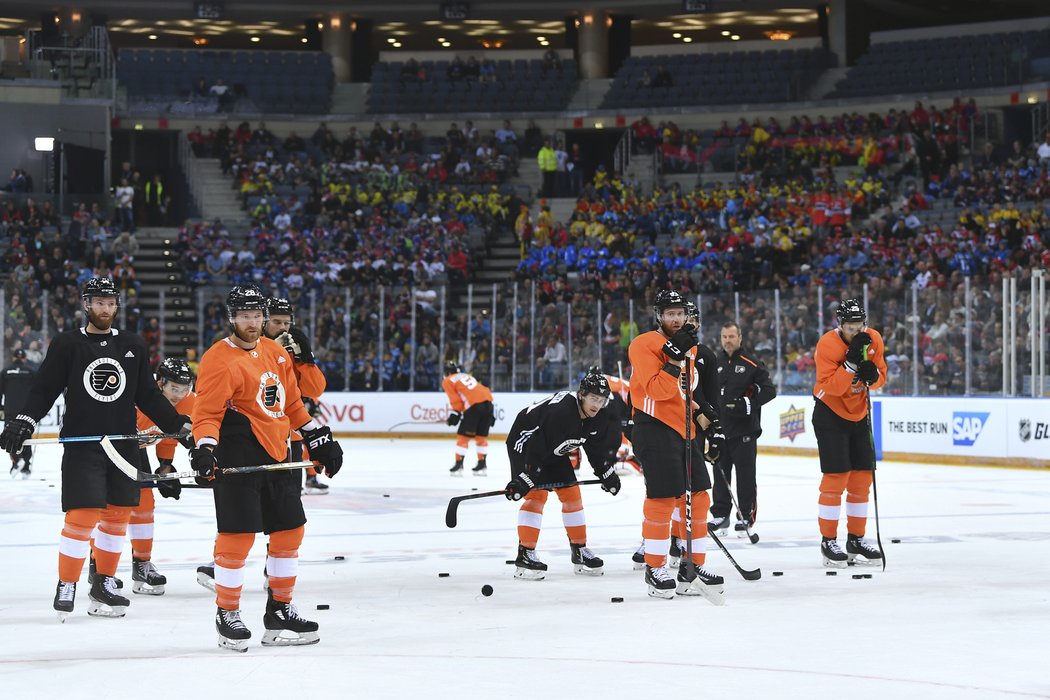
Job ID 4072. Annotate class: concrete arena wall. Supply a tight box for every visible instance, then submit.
[36,392,1050,468]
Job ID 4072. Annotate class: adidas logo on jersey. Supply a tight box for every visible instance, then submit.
[277,356,287,363]
[125,351,135,358]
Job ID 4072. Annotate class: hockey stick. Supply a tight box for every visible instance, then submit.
[445,479,603,528]
[683,359,696,582]
[866,390,887,572]
[24,432,185,445]
[708,528,761,580]
[708,446,760,544]
[101,437,315,483]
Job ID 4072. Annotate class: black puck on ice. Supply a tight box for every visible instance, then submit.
[316,604,330,610]
[471,488,478,492]
[334,555,345,561]
[863,574,873,579]
[438,572,450,578]
[505,559,515,565]
[891,539,901,544]
[610,597,624,603]
[383,494,390,498]
[852,574,864,579]
[772,571,783,576]
[481,585,493,596]
[826,571,837,576]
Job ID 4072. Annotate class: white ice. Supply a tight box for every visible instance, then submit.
[1,440,1047,699]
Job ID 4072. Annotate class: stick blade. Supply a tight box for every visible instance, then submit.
[444,498,460,529]
[741,568,762,581]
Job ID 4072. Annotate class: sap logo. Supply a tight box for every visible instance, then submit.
[952,412,989,446]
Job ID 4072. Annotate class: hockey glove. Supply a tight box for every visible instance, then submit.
[705,422,726,465]
[278,326,315,364]
[190,445,217,481]
[724,396,752,417]
[0,414,35,455]
[845,331,872,368]
[663,323,698,361]
[177,417,195,450]
[447,411,462,427]
[596,464,621,496]
[155,459,182,500]
[490,412,497,427]
[301,425,343,477]
[505,471,535,501]
[856,360,880,386]
[698,400,720,424]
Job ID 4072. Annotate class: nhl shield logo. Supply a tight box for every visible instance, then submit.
[779,405,806,442]
[1019,419,1032,443]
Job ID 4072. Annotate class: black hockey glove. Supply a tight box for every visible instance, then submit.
[190,445,217,481]
[596,464,621,496]
[277,326,315,364]
[505,471,536,501]
[856,360,880,386]
[705,422,726,465]
[301,425,343,477]
[176,417,194,450]
[698,400,720,424]
[663,323,698,362]
[724,396,752,417]
[845,331,872,368]
[490,412,497,427]
[447,411,462,427]
[0,414,35,455]
[155,459,181,500]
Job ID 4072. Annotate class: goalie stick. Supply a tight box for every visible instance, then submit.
[24,432,185,445]
[445,479,603,528]
[100,437,315,483]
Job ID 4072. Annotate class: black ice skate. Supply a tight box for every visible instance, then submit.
[644,564,676,599]
[19,463,31,479]
[216,607,252,653]
[471,458,487,476]
[449,459,464,476]
[513,544,548,580]
[54,580,76,622]
[88,557,123,589]
[132,558,166,595]
[734,519,750,538]
[846,534,883,565]
[821,537,849,569]
[196,563,216,591]
[87,574,130,618]
[570,543,604,576]
[708,515,731,535]
[261,593,320,647]
[676,559,726,604]
[667,537,683,569]
[631,542,646,570]
[304,476,329,495]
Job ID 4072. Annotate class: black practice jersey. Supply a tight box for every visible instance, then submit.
[692,342,720,415]
[506,390,622,471]
[18,328,184,436]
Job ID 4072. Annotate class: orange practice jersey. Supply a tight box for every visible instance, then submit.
[192,336,312,461]
[137,392,196,461]
[441,372,493,412]
[813,328,888,421]
[628,330,698,439]
[604,374,630,403]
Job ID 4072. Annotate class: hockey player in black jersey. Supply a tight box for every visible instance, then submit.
[504,371,622,580]
[0,278,192,621]
[1,348,36,478]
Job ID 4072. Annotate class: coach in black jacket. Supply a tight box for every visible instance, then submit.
[709,322,776,535]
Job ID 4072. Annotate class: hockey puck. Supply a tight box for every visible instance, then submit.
[505,559,515,565]
[826,571,837,576]
[334,555,345,561]
[438,572,450,578]
[863,574,873,579]
[481,585,493,596]
[471,488,478,492]
[772,571,783,576]
[316,604,330,610]
[852,574,864,579]
[383,494,390,498]
[610,597,624,603]
[891,538,901,544]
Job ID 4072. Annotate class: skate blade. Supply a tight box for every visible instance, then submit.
[304,487,329,495]
[132,581,165,596]
[677,580,726,604]
[709,528,729,537]
[847,554,882,566]
[261,630,319,646]
[196,572,216,591]
[513,567,545,581]
[449,471,464,477]
[56,610,71,623]
[632,560,645,571]
[87,602,127,618]
[471,469,487,476]
[573,564,604,576]
[218,636,249,653]
[822,558,849,569]
[647,585,675,599]
[667,555,681,571]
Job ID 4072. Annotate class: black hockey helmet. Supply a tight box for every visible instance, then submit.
[226,284,268,322]
[444,361,461,376]
[653,289,687,319]
[836,298,866,324]
[156,357,193,385]
[684,300,699,322]
[579,370,611,399]
[81,277,119,301]
[587,364,602,375]
[266,296,294,321]
[13,348,26,360]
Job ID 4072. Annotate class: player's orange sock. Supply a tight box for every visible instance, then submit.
[676,491,710,566]
[58,508,101,583]
[214,532,255,610]
[554,484,586,545]
[818,472,850,539]
[454,435,470,462]
[475,436,488,462]
[266,525,305,603]
[642,497,675,568]
[845,470,874,537]
[129,487,155,561]
[92,505,133,576]
[517,490,548,548]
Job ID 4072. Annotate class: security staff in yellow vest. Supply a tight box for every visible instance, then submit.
[537,138,558,199]
[145,174,164,226]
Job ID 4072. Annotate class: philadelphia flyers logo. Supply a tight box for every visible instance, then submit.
[83,358,127,403]
[256,372,286,418]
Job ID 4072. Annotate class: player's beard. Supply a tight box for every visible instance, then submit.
[232,324,260,344]
[86,307,114,331]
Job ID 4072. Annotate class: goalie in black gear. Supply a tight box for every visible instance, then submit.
[504,371,623,580]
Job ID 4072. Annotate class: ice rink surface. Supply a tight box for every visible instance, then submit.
[1,439,1047,699]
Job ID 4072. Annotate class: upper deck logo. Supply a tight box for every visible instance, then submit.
[779,404,806,442]
[83,358,126,402]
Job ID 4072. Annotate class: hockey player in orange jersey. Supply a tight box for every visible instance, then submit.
[441,361,495,476]
[627,290,724,603]
[189,285,343,652]
[264,296,330,495]
[812,298,887,568]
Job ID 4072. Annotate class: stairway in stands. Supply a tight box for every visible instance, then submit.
[133,227,199,358]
